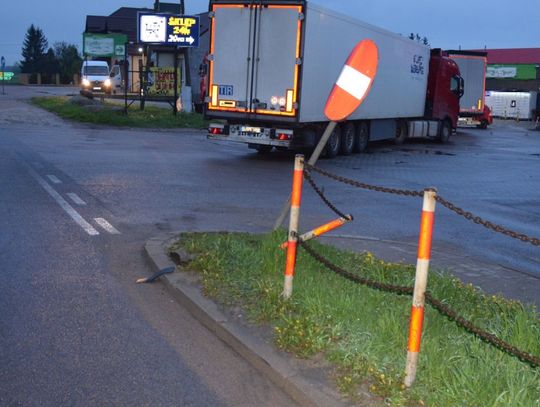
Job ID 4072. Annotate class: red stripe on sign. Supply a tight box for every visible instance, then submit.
[346,39,378,78]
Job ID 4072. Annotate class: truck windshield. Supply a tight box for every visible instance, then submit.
[83,66,109,76]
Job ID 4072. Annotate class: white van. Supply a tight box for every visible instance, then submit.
[80,60,112,94]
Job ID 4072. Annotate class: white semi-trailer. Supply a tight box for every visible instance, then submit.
[485,91,538,120]
[205,0,464,156]
[447,50,492,129]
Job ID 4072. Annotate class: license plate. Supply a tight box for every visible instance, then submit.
[241,126,261,133]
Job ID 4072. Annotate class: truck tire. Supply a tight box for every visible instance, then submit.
[354,121,369,153]
[324,125,341,158]
[340,122,355,155]
[477,120,488,129]
[439,120,452,143]
[254,145,273,154]
[395,120,407,145]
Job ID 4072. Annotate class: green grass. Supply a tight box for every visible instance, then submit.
[173,231,540,406]
[31,96,208,128]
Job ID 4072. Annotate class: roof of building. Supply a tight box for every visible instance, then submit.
[472,48,540,65]
[85,4,183,43]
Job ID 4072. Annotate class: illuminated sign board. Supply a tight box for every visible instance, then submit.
[0,72,14,81]
[148,67,181,96]
[83,34,127,57]
[138,13,200,47]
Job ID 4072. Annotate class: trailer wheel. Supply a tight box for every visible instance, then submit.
[340,122,355,155]
[477,120,488,129]
[324,124,341,158]
[395,121,407,145]
[439,120,452,143]
[354,121,370,153]
[252,144,273,154]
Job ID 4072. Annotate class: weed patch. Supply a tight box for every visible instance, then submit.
[173,231,540,406]
[31,96,208,129]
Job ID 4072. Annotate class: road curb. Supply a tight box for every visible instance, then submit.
[144,233,347,407]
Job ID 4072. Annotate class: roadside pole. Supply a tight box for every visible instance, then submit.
[1,56,5,95]
[404,188,437,387]
[282,154,305,299]
[273,121,336,230]
[273,39,379,231]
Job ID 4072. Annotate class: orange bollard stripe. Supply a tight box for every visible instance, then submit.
[285,242,297,276]
[291,169,304,207]
[312,218,345,237]
[417,211,434,260]
[407,305,425,353]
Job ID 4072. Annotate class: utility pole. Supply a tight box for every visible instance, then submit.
[1,56,5,95]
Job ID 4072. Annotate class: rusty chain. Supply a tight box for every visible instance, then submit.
[303,170,351,220]
[435,196,540,246]
[304,163,540,247]
[304,163,424,197]
[424,293,540,368]
[298,240,540,368]
[298,240,414,296]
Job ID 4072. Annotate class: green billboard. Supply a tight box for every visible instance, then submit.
[83,33,128,57]
[487,64,537,80]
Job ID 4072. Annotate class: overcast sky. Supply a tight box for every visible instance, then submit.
[0,0,538,66]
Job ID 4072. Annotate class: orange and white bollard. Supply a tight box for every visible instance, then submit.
[404,188,437,388]
[280,215,353,249]
[282,155,305,299]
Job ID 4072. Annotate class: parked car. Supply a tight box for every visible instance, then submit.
[80,60,112,95]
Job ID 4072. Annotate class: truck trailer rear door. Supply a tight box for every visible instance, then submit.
[448,52,487,115]
[251,4,302,117]
[208,2,302,118]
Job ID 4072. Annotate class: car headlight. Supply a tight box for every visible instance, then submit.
[82,79,90,87]
[104,79,111,87]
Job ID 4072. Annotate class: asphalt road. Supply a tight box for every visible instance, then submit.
[0,87,298,406]
[0,86,539,404]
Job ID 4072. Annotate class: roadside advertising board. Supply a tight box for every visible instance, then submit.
[138,13,200,47]
[83,34,128,57]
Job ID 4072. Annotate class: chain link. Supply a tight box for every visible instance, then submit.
[303,170,351,220]
[305,163,540,247]
[298,240,540,368]
[435,196,540,246]
[304,163,424,197]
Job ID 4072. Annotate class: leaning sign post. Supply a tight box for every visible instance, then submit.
[281,39,379,298]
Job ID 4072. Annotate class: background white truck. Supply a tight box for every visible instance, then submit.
[205,0,463,156]
[485,91,538,120]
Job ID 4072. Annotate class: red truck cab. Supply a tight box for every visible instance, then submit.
[425,49,463,130]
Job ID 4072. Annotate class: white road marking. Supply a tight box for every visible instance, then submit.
[27,168,99,236]
[46,174,62,184]
[94,218,121,235]
[67,192,87,206]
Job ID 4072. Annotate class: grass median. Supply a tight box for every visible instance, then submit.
[31,96,208,129]
[172,231,540,406]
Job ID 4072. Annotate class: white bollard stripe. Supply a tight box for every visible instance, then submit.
[413,258,430,305]
[336,65,372,100]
